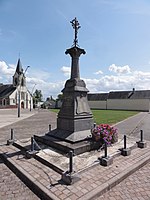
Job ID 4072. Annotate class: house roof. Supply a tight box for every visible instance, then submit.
[130,90,150,99]
[108,91,132,99]
[0,84,16,98]
[88,90,150,100]
[88,93,109,101]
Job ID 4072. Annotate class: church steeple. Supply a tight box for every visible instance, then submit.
[13,58,26,87]
[15,58,23,75]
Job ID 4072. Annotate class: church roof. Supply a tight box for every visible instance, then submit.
[0,84,16,98]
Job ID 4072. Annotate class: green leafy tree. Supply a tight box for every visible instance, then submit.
[57,93,63,101]
[33,89,43,106]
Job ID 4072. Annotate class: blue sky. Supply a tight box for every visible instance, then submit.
[1,0,150,99]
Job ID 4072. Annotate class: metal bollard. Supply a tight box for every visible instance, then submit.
[10,128,14,140]
[121,134,131,156]
[137,130,147,148]
[99,141,113,166]
[7,128,15,145]
[124,135,127,149]
[26,136,38,158]
[140,130,143,142]
[104,141,107,158]
[93,123,96,128]
[31,136,34,152]
[69,151,73,173]
[49,124,51,132]
[61,150,81,185]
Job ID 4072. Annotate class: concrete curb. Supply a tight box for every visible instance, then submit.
[0,153,60,200]
[79,151,150,200]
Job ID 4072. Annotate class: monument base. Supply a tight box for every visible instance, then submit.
[47,128,92,143]
[34,133,101,155]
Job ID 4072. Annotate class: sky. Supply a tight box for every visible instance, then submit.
[1,0,150,99]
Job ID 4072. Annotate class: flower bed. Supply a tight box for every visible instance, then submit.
[91,124,118,145]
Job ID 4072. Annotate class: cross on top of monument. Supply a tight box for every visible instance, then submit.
[70,17,81,47]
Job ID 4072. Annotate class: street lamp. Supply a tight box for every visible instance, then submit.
[30,84,36,111]
[18,65,30,118]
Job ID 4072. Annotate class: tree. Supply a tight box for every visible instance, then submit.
[33,89,43,106]
[57,93,64,101]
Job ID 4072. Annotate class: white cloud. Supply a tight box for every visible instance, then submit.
[109,64,131,74]
[0,61,15,76]
[60,66,71,77]
[1,59,150,99]
[94,70,103,75]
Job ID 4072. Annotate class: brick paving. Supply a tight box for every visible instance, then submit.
[97,162,150,200]
[0,142,150,200]
[0,109,57,143]
[0,158,39,200]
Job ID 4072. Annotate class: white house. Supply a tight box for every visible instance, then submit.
[88,89,150,112]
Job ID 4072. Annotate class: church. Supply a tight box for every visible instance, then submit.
[0,59,33,109]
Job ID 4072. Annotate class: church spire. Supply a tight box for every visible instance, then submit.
[15,58,23,75]
[13,58,26,87]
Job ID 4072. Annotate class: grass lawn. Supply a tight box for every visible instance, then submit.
[50,109,139,125]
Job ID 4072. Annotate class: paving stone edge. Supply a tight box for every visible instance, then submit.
[79,151,150,200]
[0,153,60,200]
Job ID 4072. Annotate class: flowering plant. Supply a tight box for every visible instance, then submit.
[91,124,118,145]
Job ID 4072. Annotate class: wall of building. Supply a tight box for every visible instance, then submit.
[88,99,150,111]
[107,99,150,111]
[88,101,107,110]
[0,87,33,110]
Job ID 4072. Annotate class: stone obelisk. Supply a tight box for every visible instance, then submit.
[56,18,93,143]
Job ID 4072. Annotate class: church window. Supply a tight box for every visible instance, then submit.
[3,99,6,106]
[21,92,25,100]
[21,78,24,86]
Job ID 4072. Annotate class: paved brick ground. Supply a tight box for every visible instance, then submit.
[0,158,39,200]
[0,109,57,143]
[97,162,150,200]
[0,142,150,200]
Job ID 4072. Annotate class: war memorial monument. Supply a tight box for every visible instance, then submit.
[35,18,95,154]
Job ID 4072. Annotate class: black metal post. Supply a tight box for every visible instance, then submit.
[30,98,31,112]
[104,141,107,158]
[10,129,14,140]
[93,123,96,128]
[69,151,73,173]
[31,136,34,152]
[140,130,143,142]
[124,135,127,149]
[49,124,51,132]
[18,90,20,118]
